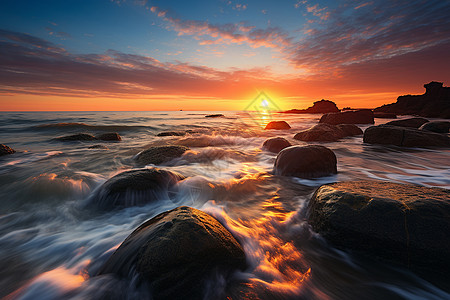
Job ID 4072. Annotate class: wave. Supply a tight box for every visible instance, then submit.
[32,123,152,132]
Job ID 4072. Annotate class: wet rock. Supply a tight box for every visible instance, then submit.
[308,180,450,273]
[98,206,246,299]
[264,121,291,130]
[363,125,450,148]
[294,124,362,142]
[0,144,15,156]
[55,133,97,141]
[262,137,291,153]
[88,144,109,150]
[274,145,337,178]
[205,114,224,118]
[281,99,340,114]
[134,145,190,166]
[419,121,450,133]
[96,132,122,141]
[385,117,429,128]
[88,168,185,210]
[373,112,397,119]
[319,109,374,125]
[157,131,186,137]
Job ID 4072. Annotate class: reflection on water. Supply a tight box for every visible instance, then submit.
[0,111,449,299]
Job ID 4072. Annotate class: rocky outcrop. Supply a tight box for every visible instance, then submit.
[264,121,291,130]
[88,168,185,210]
[98,206,246,299]
[385,117,429,128]
[363,125,450,148]
[319,109,374,125]
[273,145,337,178]
[262,137,292,153]
[374,81,450,118]
[134,145,190,166]
[281,99,340,114]
[308,181,450,273]
[0,144,15,156]
[294,124,362,142]
[96,132,122,141]
[419,121,450,133]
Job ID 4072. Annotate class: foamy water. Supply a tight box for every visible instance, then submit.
[0,111,449,299]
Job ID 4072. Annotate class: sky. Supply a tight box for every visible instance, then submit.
[0,0,449,111]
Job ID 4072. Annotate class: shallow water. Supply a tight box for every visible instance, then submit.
[0,111,449,299]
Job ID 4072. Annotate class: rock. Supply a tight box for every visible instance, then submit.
[264,121,291,130]
[273,145,337,178]
[88,168,185,210]
[98,206,246,299]
[308,180,450,273]
[96,132,122,141]
[294,124,362,142]
[88,144,109,150]
[157,131,186,137]
[319,109,374,125]
[363,125,450,148]
[134,145,190,166]
[281,99,340,114]
[373,112,397,119]
[419,121,450,133]
[374,81,450,119]
[385,117,429,128]
[55,133,97,141]
[262,137,292,153]
[205,114,224,118]
[0,144,15,156]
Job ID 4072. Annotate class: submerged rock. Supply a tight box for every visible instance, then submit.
[373,112,397,119]
[96,132,122,141]
[88,144,109,150]
[0,144,15,156]
[88,168,185,210]
[262,137,291,153]
[205,114,224,118]
[156,131,186,137]
[134,145,190,166]
[319,109,374,125]
[98,206,246,299]
[419,121,450,133]
[55,133,97,141]
[293,124,362,142]
[363,125,450,148]
[273,145,337,178]
[281,99,340,114]
[385,117,429,128]
[264,121,291,130]
[308,181,450,273]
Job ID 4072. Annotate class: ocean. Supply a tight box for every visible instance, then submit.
[0,111,449,299]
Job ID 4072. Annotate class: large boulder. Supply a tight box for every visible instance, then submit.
[55,133,97,141]
[281,99,340,114]
[98,206,246,299]
[134,145,190,166]
[419,121,450,133]
[308,181,450,273]
[319,109,374,125]
[363,125,450,148]
[262,137,291,153]
[88,168,185,210]
[273,145,337,178]
[264,121,291,130]
[294,124,362,142]
[96,132,122,141]
[385,117,429,128]
[0,144,15,156]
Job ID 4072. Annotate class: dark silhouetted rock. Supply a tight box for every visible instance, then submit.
[281,99,340,114]
[262,137,292,153]
[88,168,185,210]
[374,81,450,119]
[385,117,429,128]
[264,121,291,130]
[294,124,362,142]
[319,109,374,125]
[373,112,397,119]
[363,125,450,148]
[419,121,450,133]
[157,131,186,137]
[0,144,15,156]
[96,132,122,141]
[55,133,97,141]
[308,180,450,273]
[134,145,190,166]
[98,206,246,299]
[205,114,224,118]
[88,144,109,150]
[274,145,337,178]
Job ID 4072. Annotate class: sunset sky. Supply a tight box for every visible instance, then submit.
[1,0,449,111]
